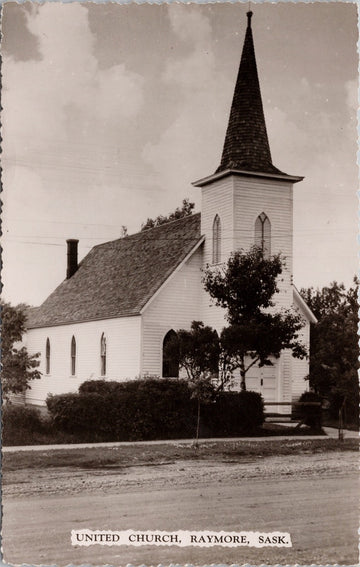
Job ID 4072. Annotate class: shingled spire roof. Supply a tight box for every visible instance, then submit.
[216,11,285,176]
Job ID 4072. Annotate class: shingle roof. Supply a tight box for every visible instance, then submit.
[216,11,286,177]
[27,214,202,329]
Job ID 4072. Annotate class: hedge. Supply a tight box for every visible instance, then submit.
[46,378,264,441]
[202,390,264,436]
[296,391,323,430]
[2,403,44,445]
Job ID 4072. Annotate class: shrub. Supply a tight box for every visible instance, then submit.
[326,390,359,427]
[46,379,265,442]
[2,403,44,445]
[78,379,127,395]
[202,390,264,436]
[46,392,115,438]
[296,391,322,430]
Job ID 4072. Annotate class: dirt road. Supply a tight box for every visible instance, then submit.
[2,451,358,565]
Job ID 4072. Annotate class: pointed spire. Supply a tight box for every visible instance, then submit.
[216,11,284,176]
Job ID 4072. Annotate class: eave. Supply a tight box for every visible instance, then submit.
[293,286,318,324]
[192,168,304,188]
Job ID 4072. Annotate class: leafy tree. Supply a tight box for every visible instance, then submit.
[1,302,41,400]
[141,198,195,231]
[300,280,358,424]
[164,321,220,442]
[203,246,307,390]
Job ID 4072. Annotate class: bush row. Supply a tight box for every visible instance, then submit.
[2,403,45,445]
[46,378,265,441]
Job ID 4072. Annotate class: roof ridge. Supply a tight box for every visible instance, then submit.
[94,211,200,249]
[139,210,200,234]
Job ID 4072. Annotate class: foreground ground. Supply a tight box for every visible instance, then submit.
[2,439,358,566]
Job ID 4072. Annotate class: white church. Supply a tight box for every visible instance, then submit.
[25,11,316,410]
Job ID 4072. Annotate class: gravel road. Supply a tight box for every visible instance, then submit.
[2,450,358,566]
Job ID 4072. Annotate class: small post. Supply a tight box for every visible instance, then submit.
[338,405,344,441]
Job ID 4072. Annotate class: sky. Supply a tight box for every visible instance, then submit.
[1,1,358,306]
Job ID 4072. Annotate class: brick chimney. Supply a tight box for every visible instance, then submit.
[66,239,79,279]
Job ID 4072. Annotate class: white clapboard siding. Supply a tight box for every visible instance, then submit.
[291,318,311,401]
[234,177,294,310]
[200,175,294,317]
[291,289,312,400]
[141,248,203,376]
[201,177,235,266]
[25,316,141,406]
[200,176,236,331]
[201,287,228,333]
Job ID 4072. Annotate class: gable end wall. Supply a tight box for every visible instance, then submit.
[141,248,203,376]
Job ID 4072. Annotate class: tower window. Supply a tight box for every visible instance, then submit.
[255,213,271,257]
[100,333,107,376]
[71,336,76,376]
[45,338,50,375]
[212,215,221,264]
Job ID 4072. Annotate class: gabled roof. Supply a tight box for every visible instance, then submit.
[216,11,289,178]
[27,214,202,329]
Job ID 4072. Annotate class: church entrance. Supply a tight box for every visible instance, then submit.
[246,364,278,403]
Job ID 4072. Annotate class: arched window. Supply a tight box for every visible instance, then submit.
[255,213,271,258]
[162,330,179,378]
[71,336,76,376]
[212,215,221,264]
[45,338,50,375]
[100,333,106,376]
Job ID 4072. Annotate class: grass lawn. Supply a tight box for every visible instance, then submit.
[3,421,327,447]
[3,437,357,472]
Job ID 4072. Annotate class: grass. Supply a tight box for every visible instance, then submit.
[3,437,358,473]
[3,421,327,447]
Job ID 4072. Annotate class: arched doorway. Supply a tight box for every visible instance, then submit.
[162,330,179,378]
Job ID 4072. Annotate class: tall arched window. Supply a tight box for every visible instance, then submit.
[45,338,50,375]
[212,214,221,264]
[71,336,76,376]
[100,333,107,376]
[255,213,271,258]
[162,330,179,378]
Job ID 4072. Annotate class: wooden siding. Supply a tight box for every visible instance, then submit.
[141,248,203,376]
[200,174,294,328]
[201,177,235,266]
[291,290,312,400]
[25,316,141,405]
[200,176,234,331]
[292,316,311,401]
[234,177,294,310]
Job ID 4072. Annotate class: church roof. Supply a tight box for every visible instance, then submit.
[216,11,286,177]
[27,214,202,329]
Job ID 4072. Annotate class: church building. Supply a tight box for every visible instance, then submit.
[25,12,316,410]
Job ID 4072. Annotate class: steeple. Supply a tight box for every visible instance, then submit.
[216,11,284,176]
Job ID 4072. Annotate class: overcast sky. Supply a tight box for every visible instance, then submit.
[2,1,358,306]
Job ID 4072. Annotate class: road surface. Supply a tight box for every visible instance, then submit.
[2,451,358,565]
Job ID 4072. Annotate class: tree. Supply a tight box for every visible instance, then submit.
[120,225,128,238]
[164,321,220,442]
[1,302,41,400]
[203,246,307,390]
[300,280,359,425]
[141,198,195,231]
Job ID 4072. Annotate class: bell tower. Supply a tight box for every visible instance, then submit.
[193,11,303,315]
